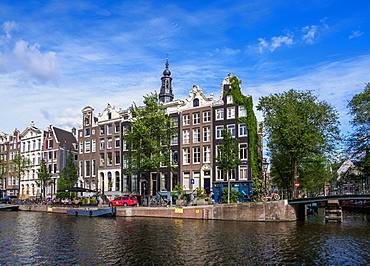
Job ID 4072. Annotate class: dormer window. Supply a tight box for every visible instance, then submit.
[108,113,112,119]
[193,98,199,107]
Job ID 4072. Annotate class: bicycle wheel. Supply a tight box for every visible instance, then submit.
[273,194,280,200]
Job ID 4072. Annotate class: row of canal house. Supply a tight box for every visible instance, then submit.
[0,123,77,199]
[77,61,262,202]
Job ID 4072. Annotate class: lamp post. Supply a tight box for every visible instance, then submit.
[262,158,269,192]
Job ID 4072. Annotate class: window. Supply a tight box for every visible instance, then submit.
[107,138,112,149]
[227,95,233,104]
[85,140,91,153]
[240,144,248,160]
[107,124,112,135]
[54,151,57,159]
[115,122,120,133]
[203,126,210,142]
[115,151,120,164]
[108,112,112,119]
[92,160,96,176]
[203,111,211,122]
[79,141,83,153]
[183,129,190,144]
[216,109,224,120]
[216,126,224,139]
[193,147,200,164]
[193,113,200,125]
[100,125,105,135]
[92,139,96,152]
[183,114,190,126]
[227,124,235,137]
[100,153,104,166]
[203,146,211,163]
[193,128,200,143]
[239,123,247,136]
[239,106,247,117]
[171,132,178,145]
[85,160,91,177]
[172,117,178,127]
[216,167,223,180]
[193,98,199,107]
[115,137,120,148]
[227,107,235,119]
[171,150,178,165]
[183,148,190,164]
[239,165,249,180]
[85,128,90,137]
[107,152,112,165]
[100,139,105,150]
[85,117,90,126]
[122,140,127,150]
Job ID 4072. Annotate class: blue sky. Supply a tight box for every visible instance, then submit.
[0,0,369,136]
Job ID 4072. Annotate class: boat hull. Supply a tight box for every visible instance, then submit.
[67,207,116,217]
[0,205,19,211]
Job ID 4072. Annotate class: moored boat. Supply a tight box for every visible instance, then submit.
[0,205,19,211]
[67,207,116,217]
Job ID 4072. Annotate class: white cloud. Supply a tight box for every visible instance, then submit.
[349,30,364,39]
[13,40,61,82]
[258,33,293,53]
[2,21,18,40]
[302,25,318,44]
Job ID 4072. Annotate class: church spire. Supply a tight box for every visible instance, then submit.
[159,57,174,103]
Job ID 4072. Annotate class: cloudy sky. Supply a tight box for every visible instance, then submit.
[0,0,369,136]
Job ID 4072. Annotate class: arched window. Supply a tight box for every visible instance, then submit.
[193,98,199,107]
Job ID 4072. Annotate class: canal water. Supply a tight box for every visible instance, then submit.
[0,211,369,265]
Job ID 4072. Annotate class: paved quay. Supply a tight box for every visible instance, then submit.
[17,200,297,221]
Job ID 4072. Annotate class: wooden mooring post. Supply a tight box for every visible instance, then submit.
[325,200,342,222]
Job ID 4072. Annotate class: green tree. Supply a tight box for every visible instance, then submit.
[0,158,7,180]
[215,128,241,203]
[257,89,341,192]
[35,158,52,199]
[58,150,78,190]
[221,187,240,203]
[347,83,370,183]
[12,154,31,190]
[125,92,176,205]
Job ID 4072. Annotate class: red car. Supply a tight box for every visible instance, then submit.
[109,196,139,207]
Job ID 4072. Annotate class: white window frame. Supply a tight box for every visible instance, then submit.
[227,95,233,104]
[239,165,249,180]
[183,148,190,165]
[183,129,190,144]
[239,123,247,137]
[193,128,200,143]
[203,146,211,163]
[193,112,200,125]
[203,111,211,122]
[227,124,235,137]
[193,147,200,164]
[84,140,91,153]
[183,114,190,126]
[239,106,247,117]
[227,107,235,119]
[240,143,248,160]
[216,109,224,120]
[203,126,210,142]
[216,126,224,139]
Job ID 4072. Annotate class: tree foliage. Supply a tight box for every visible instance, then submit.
[58,151,78,190]
[12,154,31,182]
[347,83,370,179]
[257,89,341,190]
[35,158,52,199]
[215,128,241,203]
[125,92,176,198]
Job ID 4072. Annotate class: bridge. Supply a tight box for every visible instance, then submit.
[282,183,370,221]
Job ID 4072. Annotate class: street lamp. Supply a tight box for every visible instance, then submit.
[262,158,269,192]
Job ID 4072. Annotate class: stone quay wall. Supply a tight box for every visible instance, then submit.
[18,200,297,221]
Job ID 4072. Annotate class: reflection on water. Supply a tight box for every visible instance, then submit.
[0,211,369,265]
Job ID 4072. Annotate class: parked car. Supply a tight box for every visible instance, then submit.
[108,196,138,207]
[0,195,18,204]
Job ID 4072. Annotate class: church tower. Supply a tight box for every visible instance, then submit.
[159,58,174,103]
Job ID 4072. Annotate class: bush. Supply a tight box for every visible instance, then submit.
[221,188,240,203]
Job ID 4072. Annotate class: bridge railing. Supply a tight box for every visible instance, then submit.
[278,183,370,200]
